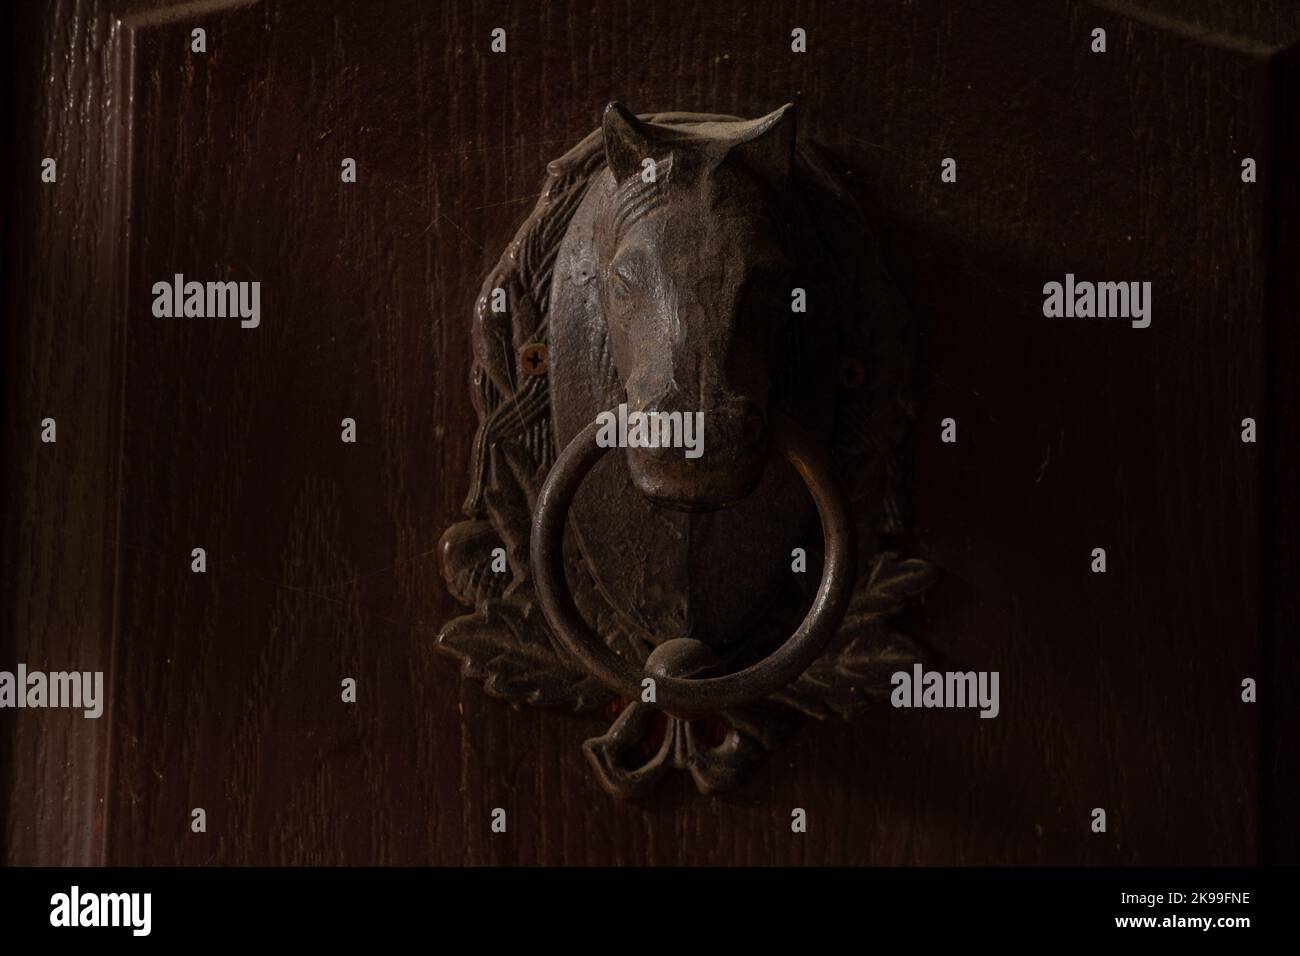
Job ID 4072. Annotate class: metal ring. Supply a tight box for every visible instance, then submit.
[530,411,855,716]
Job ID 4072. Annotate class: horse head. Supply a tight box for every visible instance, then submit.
[593,101,803,511]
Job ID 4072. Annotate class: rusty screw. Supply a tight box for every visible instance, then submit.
[519,343,548,377]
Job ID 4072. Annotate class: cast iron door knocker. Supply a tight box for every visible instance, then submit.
[438,103,934,797]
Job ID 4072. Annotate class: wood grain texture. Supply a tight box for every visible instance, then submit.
[4,0,1296,865]
[1,0,136,866]
[1261,41,1300,866]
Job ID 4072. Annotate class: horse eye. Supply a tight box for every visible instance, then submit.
[610,268,638,300]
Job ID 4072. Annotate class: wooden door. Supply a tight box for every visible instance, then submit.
[4,0,1297,866]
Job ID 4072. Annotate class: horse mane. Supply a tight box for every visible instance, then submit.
[460,127,603,515]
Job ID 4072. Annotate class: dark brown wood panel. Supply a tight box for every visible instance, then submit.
[5,0,1299,866]
[2,0,136,866]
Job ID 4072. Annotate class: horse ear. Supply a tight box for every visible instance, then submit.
[727,103,796,182]
[603,102,657,182]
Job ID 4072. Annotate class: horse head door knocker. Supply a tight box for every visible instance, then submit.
[438,103,934,797]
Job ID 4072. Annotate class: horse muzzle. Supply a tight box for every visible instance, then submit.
[622,400,767,511]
